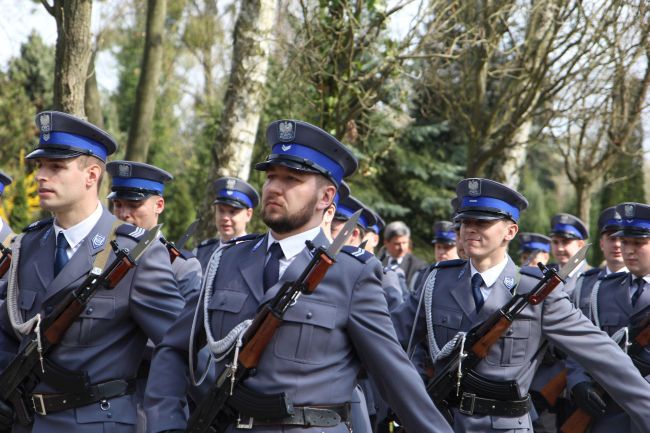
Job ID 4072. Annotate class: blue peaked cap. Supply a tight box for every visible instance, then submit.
[212,177,260,209]
[0,171,12,196]
[107,161,173,201]
[613,202,650,238]
[519,232,551,253]
[27,111,117,162]
[550,213,588,240]
[454,178,528,223]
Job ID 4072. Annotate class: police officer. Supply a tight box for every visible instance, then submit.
[432,221,459,263]
[0,171,14,246]
[518,233,551,266]
[194,177,259,270]
[321,181,350,240]
[566,202,650,433]
[106,160,202,300]
[144,119,453,433]
[391,178,650,433]
[572,206,628,317]
[0,111,184,433]
[362,211,385,254]
[549,213,591,295]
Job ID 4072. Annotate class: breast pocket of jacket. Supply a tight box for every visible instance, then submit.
[207,290,249,339]
[62,296,116,347]
[18,290,38,316]
[431,307,463,347]
[273,300,337,365]
[487,319,531,367]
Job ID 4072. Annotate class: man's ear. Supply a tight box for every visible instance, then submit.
[317,183,337,212]
[154,196,165,214]
[85,162,102,189]
[504,222,519,242]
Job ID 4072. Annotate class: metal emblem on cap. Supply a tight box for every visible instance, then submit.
[467,179,481,197]
[504,276,515,290]
[40,113,51,141]
[118,163,132,177]
[226,178,236,190]
[278,121,296,141]
[226,190,234,196]
[281,144,292,151]
[625,204,635,218]
[560,215,570,224]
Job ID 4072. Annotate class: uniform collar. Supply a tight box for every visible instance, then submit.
[606,265,628,275]
[268,226,322,260]
[469,254,509,288]
[53,202,103,249]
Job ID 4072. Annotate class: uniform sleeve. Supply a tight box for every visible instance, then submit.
[347,260,453,433]
[381,270,404,311]
[0,300,19,370]
[144,290,200,432]
[542,289,650,431]
[390,279,428,348]
[172,256,203,301]
[129,240,185,345]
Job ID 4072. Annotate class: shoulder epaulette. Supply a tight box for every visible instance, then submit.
[226,233,264,244]
[341,245,373,263]
[115,224,147,240]
[197,238,219,248]
[22,218,54,233]
[383,263,400,273]
[581,267,601,277]
[602,270,628,281]
[433,259,466,269]
[179,248,195,259]
[520,265,544,279]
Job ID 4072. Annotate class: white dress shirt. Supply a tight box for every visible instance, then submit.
[469,255,509,301]
[267,226,322,279]
[53,202,103,259]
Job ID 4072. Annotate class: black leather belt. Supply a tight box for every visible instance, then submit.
[235,403,351,429]
[456,392,531,417]
[31,378,136,416]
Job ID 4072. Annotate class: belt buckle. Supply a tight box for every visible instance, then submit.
[236,415,254,429]
[31,394,47,416]
[459,393,476,416]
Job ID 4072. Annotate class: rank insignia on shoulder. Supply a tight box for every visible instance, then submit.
[116,224,146,240]
[23,217,54,233]
[434,259,466,269]
[341,245,373,263]
[603,271,628,281]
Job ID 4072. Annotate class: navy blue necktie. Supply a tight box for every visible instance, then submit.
[471,273,485,311]
[632,277,645,307]
[54,232,70,276]
[263,242,284,291]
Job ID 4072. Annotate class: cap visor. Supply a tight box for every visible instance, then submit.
[107,190,152,201]
[26,148,83,160]
[213,198,247,209]
[549,231,582,240]
[454,210,507,222]
[611,229,650,238]
[255,159,322,175]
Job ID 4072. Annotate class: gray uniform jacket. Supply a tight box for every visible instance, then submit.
[566,272,650,433]
[0,218,14,245]
[391,257,650,433]
[145,230,453,433]
[171,250,202,301]
[0,208,185,433]
[194,238,221,271]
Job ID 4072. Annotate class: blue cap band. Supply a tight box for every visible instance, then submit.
[523,241,550,252]
[41,131,108,161]
[601,218,623,231]
[620,218,650,230]
[0,184,4,195]
[217,189,254,208]
[333,191,341,207]
[435,230,456,242]
[336,205,369,229]
[461,196,520,221]
[112,177,164,195]
[271,143,345,185]
[369,224,380,234]
[552,223,583,239]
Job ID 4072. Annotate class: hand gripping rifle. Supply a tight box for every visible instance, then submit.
[187,211,361,433]
[0,243,11,279]
[160,219,199,264]
[425,245,589,415]
[560,306,650,433]
[0,224,161,425]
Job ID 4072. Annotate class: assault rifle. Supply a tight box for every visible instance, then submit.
[160,219,199,264]
[0,244,11,279]
[560,307,650,433]
[425,245,589,415]
[187,211,361,433]
[0,225,161,425]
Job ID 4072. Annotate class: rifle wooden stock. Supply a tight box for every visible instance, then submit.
[560,408,591,433]
[540,368,567,407]
[471,316,511,358]
[633,323,650,350]
[239,311,282,369]
[530,275,562,304]
[105,256,136,288]
[43,300,85,344]
[304,252,333,293]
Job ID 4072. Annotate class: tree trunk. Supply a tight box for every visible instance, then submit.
[84,50,104,128]
[51,0,93,116]
[491,119,532,188]
[574,181,592,228]
[197,0,277,240]
[125,0,167,162]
